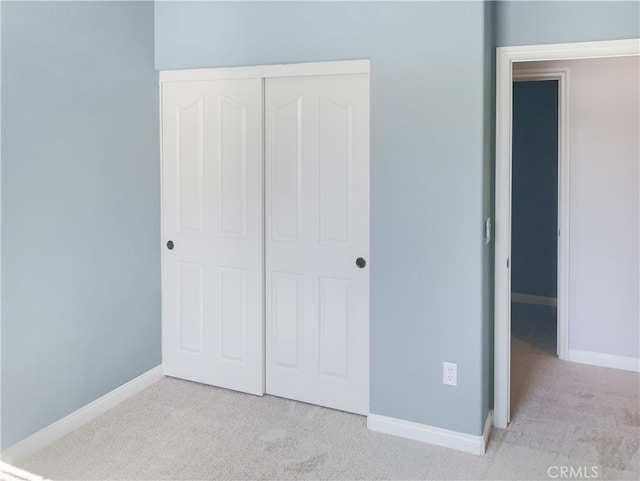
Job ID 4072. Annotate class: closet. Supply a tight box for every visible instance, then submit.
[160,61,370,415]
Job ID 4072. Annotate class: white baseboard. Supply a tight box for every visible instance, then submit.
[568,349,640,372]
[1,365,164,464]
[367,410,493,455]
[511,292,557,307]
[0,462,44,481]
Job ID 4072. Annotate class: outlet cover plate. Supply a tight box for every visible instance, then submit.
[443,362,457,386]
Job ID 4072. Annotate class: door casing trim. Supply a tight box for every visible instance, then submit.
[512,66,569,365]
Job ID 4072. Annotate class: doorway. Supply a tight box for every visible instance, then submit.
[511,78,559,361]
[493,39,640,428]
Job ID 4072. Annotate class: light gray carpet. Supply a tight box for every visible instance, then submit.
[13,309,640,480]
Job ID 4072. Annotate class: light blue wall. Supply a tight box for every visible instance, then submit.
[511,81,558,299]
[482,0,496,428]
[156,0,492,436]
[497,1,640,46]
[1,1,159,449]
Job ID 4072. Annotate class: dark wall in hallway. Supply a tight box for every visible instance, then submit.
[511,80,558,299]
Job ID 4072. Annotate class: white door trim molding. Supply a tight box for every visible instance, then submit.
[367,410,493,456]
[494,38,640,429]
[1,366,164,464]
[159,60,370,83]
[512,66,570,363]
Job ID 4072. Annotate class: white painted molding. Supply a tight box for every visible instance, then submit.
[568,350,640,373]
[160,59,370,83]
[367,410,493,456]
[498,39,639,62]
[511,292,558,307]
[1,366,164,464]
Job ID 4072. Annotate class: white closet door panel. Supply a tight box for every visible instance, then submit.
[266,74,370,415]
[219,96,248,238]
[177,97,205,234]
[272,271,303,369]
[271,96,303,241]
[219,267,247,362]
[320,97,352,243]
[162,79,263,395]
[319,276,350,378]
[178,262,205,354]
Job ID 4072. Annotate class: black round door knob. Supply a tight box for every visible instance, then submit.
[356,257,366,268]
[167,240,174,250]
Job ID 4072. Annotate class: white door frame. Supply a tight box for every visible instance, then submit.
[493,39,639,429]
[512,66,570,363]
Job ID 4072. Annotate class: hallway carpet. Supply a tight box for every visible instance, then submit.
[14,339,639,480]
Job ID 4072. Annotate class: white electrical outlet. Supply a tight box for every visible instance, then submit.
[443,362,457,386]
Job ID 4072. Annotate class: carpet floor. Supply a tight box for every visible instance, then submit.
[12,307,640,480]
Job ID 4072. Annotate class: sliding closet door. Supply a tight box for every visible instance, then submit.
[265,74,370,414]
[161,79,263,395]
